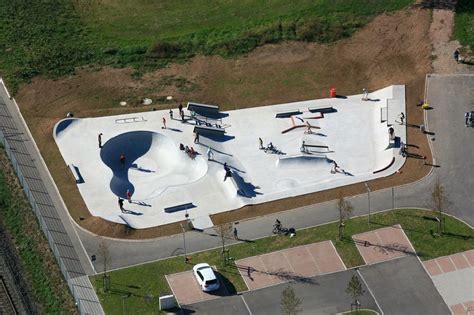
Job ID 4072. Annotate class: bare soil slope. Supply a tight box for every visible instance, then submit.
[16,7,433,239]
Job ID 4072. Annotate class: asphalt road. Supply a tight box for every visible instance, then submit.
[425,74,474,226]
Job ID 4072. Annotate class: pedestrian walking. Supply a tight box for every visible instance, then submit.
[169,109,173,119]
[465,112,470,127]
[162,117,167,129]
[178,103,183,114]
[233,227,238,240]
[194,132,199,144]
[180,110,185,122]
[126,189,132,203]
[98,133,103,148]
[207,147,214,161]
[454,49,460,63]
[118,198,124,213]
[119,153,125,169]
[258,137,264,150]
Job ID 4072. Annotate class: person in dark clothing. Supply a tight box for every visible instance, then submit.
[118,198,124,213]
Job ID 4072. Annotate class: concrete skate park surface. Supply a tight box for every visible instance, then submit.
[53,85,406,229]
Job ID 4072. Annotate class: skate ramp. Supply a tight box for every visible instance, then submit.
[100,131,207,200]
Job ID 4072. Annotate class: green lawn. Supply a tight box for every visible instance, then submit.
[0,0,413,93]
[454,0,474,50]
[92,209,473,314]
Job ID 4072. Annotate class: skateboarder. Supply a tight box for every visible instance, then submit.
[126,189,132,203]
[223,163,232,181]
[98,133,103,148]
[399,112,405,124]
[362,88,369,101]
[118,198,124,213]
[194,132,199,144]
[119,153,125,169]
[207,147,214,161]
[162,117,167,129]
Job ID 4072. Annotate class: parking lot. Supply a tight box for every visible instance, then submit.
[166,268,229,305]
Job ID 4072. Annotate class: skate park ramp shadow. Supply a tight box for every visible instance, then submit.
[100,131,207,199]
[276,154,329,169]
[53,118,78,138]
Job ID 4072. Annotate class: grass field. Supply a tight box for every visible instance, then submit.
[454,0,474,51]
[0,0,413,93]
[0,149,77,314]
[92,208,473,314]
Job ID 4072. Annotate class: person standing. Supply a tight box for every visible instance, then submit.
[126,189,132,203]
[223,162,232,181]
[178,103,183,115]
[233,227,238,240]
[169,109,173,119]
[98,133,103,148]
[118,198,124,213]
[194,132,199,144]
[180,110,185,122]
[454,49,460,63]
[162,117,167,129]
[362,88,369,101]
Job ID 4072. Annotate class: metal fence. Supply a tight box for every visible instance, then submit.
[0,83,103,314]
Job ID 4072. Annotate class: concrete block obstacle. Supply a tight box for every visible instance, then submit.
[275,109,302,118]
[115,116,147,124]
[193,125,226,137]
[187,102,219,118]
[308,105,335,114]
[164,202,196,213]
[68,164,83,183]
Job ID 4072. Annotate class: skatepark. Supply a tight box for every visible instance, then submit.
[53,85,406,229]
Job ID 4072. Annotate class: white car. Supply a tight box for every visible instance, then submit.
[192,263,220,292]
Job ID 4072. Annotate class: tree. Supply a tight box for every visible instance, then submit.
[98,239,111,292]
[281,285,302,315]
[215,223,233,264]
[337,194,354,240]
[430,178,448,234]
[345,274,365,311]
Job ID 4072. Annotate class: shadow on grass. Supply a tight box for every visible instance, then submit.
[368,219,472,242]
[234,264,319,286]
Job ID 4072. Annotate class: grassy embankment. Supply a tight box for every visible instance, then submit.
[0,0,413,93]
[0,149,77,314]
[454,0,474,52]
[92,208,473,314]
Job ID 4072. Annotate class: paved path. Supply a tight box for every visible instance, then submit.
[79,74,474,272]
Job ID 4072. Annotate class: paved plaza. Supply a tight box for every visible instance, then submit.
[423,250,474,315]
[352,224,416,264]
[235,240,345,290]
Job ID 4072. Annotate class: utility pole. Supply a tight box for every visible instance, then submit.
[364,182,371,225]
[180,223,187,264]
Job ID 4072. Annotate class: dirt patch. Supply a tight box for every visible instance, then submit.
[15,7,433,239]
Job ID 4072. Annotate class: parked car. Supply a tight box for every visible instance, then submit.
[193,263,220,292]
